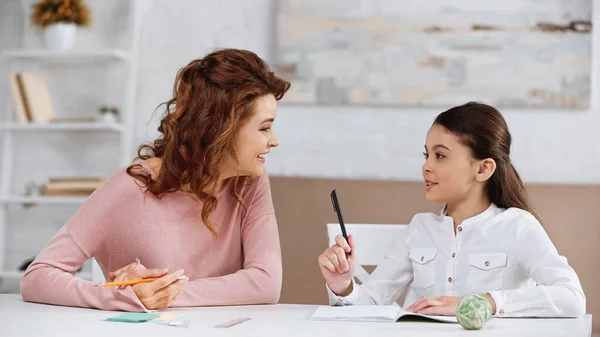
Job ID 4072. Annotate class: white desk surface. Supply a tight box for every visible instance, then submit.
[0,294,592,337]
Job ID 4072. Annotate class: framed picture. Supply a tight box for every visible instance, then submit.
[275,0,592,109]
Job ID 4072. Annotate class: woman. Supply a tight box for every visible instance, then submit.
[21,48,291,311]
[319,102,586,318]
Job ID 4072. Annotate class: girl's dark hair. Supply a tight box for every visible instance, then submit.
[433,102,538,220]
[127,48,290,236]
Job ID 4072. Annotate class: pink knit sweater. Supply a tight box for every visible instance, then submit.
[20,160,282,311]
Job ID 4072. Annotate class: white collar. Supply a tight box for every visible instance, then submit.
[440,203,500,225]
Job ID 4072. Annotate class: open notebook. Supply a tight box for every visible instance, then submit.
[311,305,458,323]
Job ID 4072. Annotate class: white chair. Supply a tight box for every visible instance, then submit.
[326,223,407,283]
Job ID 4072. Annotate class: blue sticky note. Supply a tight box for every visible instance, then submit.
[105,313,161,323]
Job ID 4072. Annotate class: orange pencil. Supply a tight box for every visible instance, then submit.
[102,275,187,287]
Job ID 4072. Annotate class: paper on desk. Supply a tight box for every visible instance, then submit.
[311,305,458,323]
[151,314,191,328]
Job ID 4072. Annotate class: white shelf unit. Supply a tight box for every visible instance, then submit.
[1,196,88,205]
[0,270,92,281]
[1,49,131,62]
[0,0,143,286]
[0,122,125,132]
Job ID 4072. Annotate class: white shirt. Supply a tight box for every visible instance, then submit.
[327,203,586,318]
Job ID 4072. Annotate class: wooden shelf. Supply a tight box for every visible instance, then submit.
[0,122,124,132]
[1,49,131,63]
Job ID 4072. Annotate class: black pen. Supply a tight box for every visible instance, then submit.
[330,189,349,243]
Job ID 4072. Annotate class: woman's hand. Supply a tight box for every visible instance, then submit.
[318,234,357,296]
[108,259,169,289]
[131,269,187,310]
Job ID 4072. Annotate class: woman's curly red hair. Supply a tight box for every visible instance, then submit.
[127,48,290,236]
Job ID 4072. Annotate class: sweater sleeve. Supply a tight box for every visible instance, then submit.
[172,172,283,306]
[20,169,148,312]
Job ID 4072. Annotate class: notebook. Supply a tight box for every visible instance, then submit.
[311,305,458,323]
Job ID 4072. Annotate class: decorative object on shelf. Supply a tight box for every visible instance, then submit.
[98,105,120,124]
[24,181,41,197]
[31,0,91,50]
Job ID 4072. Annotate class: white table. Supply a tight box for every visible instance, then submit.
[0,294,592,337]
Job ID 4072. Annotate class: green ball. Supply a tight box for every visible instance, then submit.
[456,294,492,330]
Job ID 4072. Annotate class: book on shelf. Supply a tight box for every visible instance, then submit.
[8,72,56,123]
[9,73,30,122]
[41,177,106,196]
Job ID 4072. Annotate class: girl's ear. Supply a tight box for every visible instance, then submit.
[475,158,496,182]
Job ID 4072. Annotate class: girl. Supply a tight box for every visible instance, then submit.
[21,48,290,311]
[318,102,586,318]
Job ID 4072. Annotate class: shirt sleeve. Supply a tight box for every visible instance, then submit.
[172,172,283,306]
[488,213,586,318]
[20,170,148,312]
[327,217,417,306]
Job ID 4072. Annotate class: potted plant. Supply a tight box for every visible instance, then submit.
[31,0,91,50]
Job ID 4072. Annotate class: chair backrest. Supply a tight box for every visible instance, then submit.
[326,223,407,283]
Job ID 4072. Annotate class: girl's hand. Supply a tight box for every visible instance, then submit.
[406,294,497,316]
[318,234,357,296]
[406,296,461,316]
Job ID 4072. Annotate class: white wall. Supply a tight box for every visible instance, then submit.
[0,0,598,288]
[138,0,600,185]
[4,0,599,185]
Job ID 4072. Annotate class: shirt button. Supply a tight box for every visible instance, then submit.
[452,252,456,258]
[499,309,505,315]
[420,256,424,262]
[485,261,490,267]
[457,226,463,232]
[448,277,453,283]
